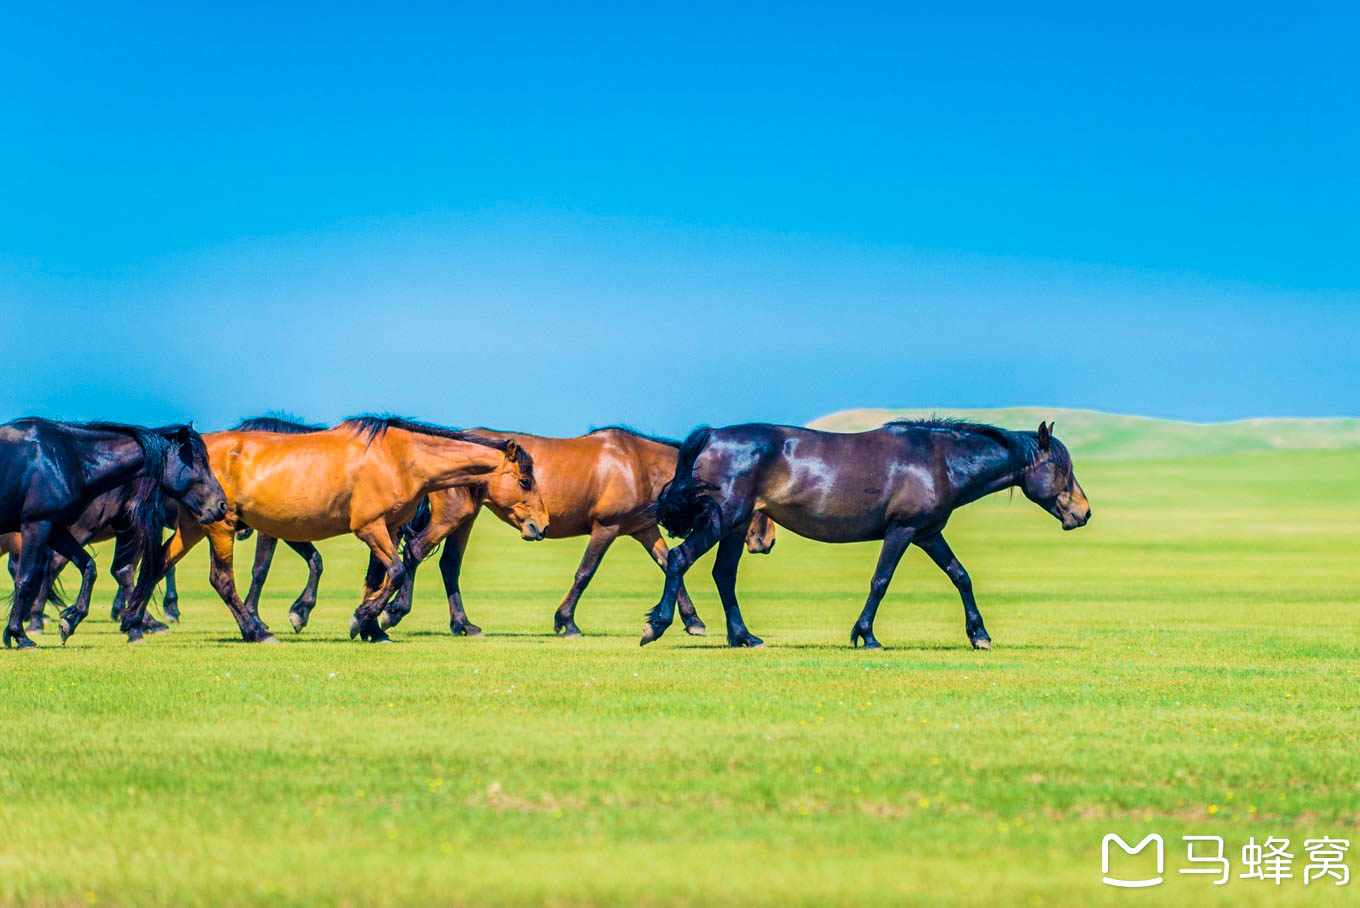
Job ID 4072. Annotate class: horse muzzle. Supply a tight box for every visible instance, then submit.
[521,523,547,542]
[197,499,229,525]
[1062,509,1091,531]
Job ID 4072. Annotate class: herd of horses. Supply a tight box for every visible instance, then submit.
[0,413,1091,651]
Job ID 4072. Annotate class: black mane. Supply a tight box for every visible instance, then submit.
[232,412,327,434]
[341,414,534,476]
[587,424,681,448]
[882,417,1069,470]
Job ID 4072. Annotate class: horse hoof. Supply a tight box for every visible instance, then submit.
[163,611,180,624]
[378,611,394,630]
[972,638,992,650]
[127,634,145,646]
[288,611,306,633]
[639,622,666,647]
[144,621,170,636]
[463,624,482,637]
[59,619,73,644]
[371,637,393,645]
[349,617,362,640]
[683,623,708,637]
[16,637,37,651]
[258,635,280,645]
[561,626,583,639]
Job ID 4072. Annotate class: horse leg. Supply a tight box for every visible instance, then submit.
[633,526,707,636]
[5,522,53,650]
[435,518,481,636]
[26,551,61,634]
[551,524,618,637]
[240,534,279,622]
[641,497,752,646]
[381,494,474,631]
[916,532,991,650]
[350,522,404,643]
[118,521,205,637]
[45,528,96,643]
[106,530,171,635]
[109,527,139,620]
[711,531,762,647]
[850,524,915,650]
[201,527,276,644]
[284,541,324,633]
[161,564,180,622]
[106,528,171,635]
[377,543,416,631]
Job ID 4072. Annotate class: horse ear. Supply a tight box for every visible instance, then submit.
[1037,421,1051,450]
[504,439,519,462]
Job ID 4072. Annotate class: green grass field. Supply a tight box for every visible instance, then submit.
[1,428,1358,904]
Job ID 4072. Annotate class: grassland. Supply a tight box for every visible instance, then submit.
[0,435,1357,905]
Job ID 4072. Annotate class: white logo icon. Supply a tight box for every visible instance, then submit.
[1102,834,1165,888]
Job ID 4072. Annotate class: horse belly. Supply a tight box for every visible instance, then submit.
[759,502,887,544]
[235,481,353,542]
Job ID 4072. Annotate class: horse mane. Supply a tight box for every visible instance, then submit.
[882,417,1070,470]
[587,424,681,448]
[232,412,327,434]
[73,421,180,613]
[341,414,535,476]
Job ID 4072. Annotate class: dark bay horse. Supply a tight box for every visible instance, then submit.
[0,419,227,649]
[373,426,776,638]
[641,419,1090,649]
[140,417,547,644]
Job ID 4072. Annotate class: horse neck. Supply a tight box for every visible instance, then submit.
[950,435,1025,507]
[72,431,149,498]
[400,432,504,492]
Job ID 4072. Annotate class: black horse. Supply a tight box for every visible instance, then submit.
[0,418,227,648]
[15,483,185,639]
[641,419,1091,649]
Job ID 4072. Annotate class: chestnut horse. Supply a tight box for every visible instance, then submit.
[133,416,548,644]
[642,420,1090,649]
[224,415,331,624]
[374,426,776,637]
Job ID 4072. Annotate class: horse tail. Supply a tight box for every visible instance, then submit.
[655,426,716,538]
[44,567,68,608]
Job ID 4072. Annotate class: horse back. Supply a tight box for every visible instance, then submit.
[471,429,671,535]
[0,420,82,530]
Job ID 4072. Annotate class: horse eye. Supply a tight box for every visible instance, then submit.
[519,478,532,490]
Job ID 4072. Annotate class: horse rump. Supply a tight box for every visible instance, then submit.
[654,427,717,538]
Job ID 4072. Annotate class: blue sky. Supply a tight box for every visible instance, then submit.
[3,1,1357,434]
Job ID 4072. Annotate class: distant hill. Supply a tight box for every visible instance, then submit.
[807,407,1360,460]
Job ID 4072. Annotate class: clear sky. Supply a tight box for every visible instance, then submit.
[3,1,1357,435]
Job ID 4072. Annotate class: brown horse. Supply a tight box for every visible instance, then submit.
[375,427,776,637]
[130,417,548,644]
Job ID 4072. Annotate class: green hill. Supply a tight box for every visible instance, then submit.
[807,406,1360,460]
